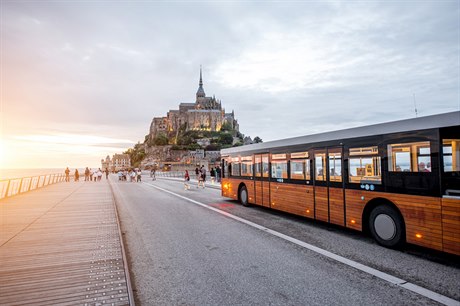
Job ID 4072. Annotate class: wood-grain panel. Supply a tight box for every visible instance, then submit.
[221,178,238,200]
[270,183,314,218]
[315,186,328,222]
[442,197,460,255]
[329,187,344,226]
[345,189,444,252]
[255,181,263,206]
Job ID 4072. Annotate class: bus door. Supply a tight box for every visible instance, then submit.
[314,147,345,225]
[254,154,270,207]
[440,129,460,255]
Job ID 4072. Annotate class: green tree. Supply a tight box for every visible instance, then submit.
[154,133,169,146]
[253,136,263,143]
[218,133,234,145]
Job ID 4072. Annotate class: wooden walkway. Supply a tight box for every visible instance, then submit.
[0,179,133,305]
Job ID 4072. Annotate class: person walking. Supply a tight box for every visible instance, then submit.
[195,167,200,181]
[216,165,221,183]
[74,169,80,182]
[197,169,204,188]
[201,165,207,186]
[84,167,90,181]
[210,167,216,184]
[105,168,109,179]
[184,170,190,190]
[137,169,142,182]
[90,168,94,181]
[65,167,70,182]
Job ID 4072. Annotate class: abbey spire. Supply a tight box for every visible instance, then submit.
[196,66,206,99]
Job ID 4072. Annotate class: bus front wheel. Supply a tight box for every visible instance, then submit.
[239,185,249,206]
[369,205,405,248]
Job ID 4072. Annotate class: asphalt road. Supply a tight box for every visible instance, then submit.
[110,175,460,306]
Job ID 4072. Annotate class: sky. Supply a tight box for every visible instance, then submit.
[0,0,459,169]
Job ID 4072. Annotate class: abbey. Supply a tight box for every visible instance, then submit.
[148,69,239,141]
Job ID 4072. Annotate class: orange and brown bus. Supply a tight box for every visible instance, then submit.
[220,111,460,255]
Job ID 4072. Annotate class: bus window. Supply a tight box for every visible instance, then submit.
[231,157,241,176]
[328,150,342,182]
[290,159,310,180]
[255,155,262,177]
[315,151,326,181]
[443,139,460,172]
[262,155,269,177]
[241,156,254,177]
[388,141,431,172]
[271,154,288,179]
[349,146,381,184]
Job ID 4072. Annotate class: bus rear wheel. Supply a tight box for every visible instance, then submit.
[239,185,249,206]
[369,205,405,248]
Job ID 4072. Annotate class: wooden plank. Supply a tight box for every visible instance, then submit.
[0,180,132,305]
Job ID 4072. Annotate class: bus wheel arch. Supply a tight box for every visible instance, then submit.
[363,198,406,248]
[238,183,250,206]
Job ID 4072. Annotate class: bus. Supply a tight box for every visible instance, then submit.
[220,111,460,255]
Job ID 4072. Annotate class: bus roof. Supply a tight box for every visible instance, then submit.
[221,111,460,155]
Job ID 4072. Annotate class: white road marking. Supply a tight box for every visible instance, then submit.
[143,182,460,306]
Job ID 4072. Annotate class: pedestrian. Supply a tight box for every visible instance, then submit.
[197,169,204,188]
[195,167,200,181]
[85,167,90,181]
[210,167,215,184]
[97,168,103,181]
[137,169,142,182]
[65,167,70,182]
[90,168,94,181]
[184,170,190,190]
[216,165,221,183]
[131,170,136,182]
[201,165,207,184]
[74,169,80,182]
[105,168,109,179]
[151,168,156,181]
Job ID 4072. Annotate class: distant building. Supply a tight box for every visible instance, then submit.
[148,68,239,141]
[103,154,131,171]
[101,155,112,171]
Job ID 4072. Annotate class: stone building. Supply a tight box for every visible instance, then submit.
[148,68,239,141]
[101,154,131,172]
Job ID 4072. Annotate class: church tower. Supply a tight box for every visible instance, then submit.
[196,67,206,100]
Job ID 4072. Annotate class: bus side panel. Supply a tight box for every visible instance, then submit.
[242,179,255,204]
[262,182,270,207]
[345,190,443,252]
[221,178,238,200]
[315,186,329,222]
[442,197,460,255]
[255,181,263,206]
[329,187,345,226]
[270,182,314,218]
[395,194,442,251]
[344,189,366,230]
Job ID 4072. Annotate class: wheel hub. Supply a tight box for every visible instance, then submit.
[374,214,396,240]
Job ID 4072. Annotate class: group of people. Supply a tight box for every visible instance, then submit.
[117,169,142,182]
[65,167,109,182]
[183,165,221,190]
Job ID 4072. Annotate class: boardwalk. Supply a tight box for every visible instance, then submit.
[0,179,133,305]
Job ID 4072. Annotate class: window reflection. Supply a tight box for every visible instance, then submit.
[315,152,326,181]
[443,139,460,172]
[388,141,431,173]
[349,146,381,184]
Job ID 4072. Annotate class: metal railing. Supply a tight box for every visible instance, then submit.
[0,173,66,200]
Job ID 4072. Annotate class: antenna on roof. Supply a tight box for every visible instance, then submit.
[413,93,418,118]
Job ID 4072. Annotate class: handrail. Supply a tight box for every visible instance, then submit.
[0,173,66,200]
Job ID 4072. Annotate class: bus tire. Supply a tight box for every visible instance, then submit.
[239,185,249,206]
[369,205,405,248]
